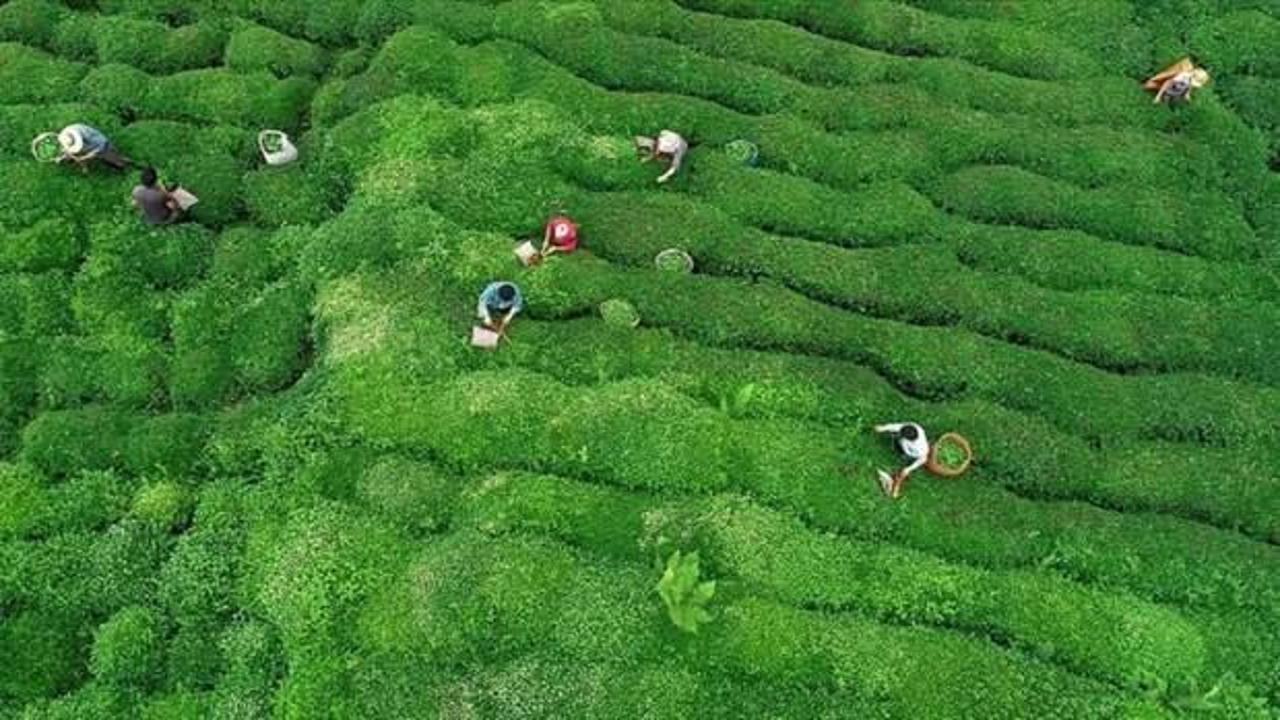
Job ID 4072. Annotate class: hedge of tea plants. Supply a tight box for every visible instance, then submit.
[1,1,1278,718]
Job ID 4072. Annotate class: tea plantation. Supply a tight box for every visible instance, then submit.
[1,0,1279,717]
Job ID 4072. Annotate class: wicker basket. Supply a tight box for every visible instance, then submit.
[31,133,63,163]
[925,432,973,478]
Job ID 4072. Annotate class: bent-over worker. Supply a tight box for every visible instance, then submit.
[635,130,688,184]
[540,215,579,258]
[477,281,524,335]
[57,124,129,170]
[874,422,930,499]
[1144,59,1210,104]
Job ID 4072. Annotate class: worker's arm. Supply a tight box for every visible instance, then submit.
[498,307,518,332]
[902,455,928,478]
[478,301,493,328]
[875,423,905,434]
[1154,80,1170,104]
[657,151,683,183]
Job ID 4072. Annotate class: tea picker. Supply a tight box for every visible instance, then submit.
[1144,58,1210,104]
[515,215,580,266]
[873,422,974,499]
[472,281,523,349]
[540,214,579,258]
[32,124,131,170]
[131,166,198,226]
[635,130,688,184]
[874,422,931,499]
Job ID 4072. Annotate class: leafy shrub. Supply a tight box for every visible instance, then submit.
[21,409,129,477]
[228,280,312,392]
[88,219,215,290]
[1189,11,1280,76]
[138,691,213,720]
[105,67,317,130]
[90,606,165,689]
[78,62,151,117]
[93,330,168,407]
[90,16,228,74]
[71,268,171,341]
[357,457,458,534]
[122,413,209,477]
[0,466,132,540]
[676,0,1103,79]
[243,166,336,227]
[460,471,650,559]
[0,43,87,105]
[130,481,191,531]
[158,484,246,630]
[934,165,1259,260]
[0,610,86,704]
[49,13,96,61]
[0,219,84,273]
[0,272,72,338]
[657,550,715,633]
[0,0,66,48]
[209,226,291,285]
[952,223,1280,302]
[225,23,326,78]
[14,684,128,720]
[212,621,282,717]
[115,120,256,168]
[353,0,414,45]
[163,152,246,227]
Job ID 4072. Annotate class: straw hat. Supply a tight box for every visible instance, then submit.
[1189,68,1211,88]
[58,127,85,155]
[553,222,572,240]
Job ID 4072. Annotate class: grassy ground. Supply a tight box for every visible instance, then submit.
[0,0,1278,718]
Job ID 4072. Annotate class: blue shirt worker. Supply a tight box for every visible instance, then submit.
[57,124,129,169]
[477,281,524,333]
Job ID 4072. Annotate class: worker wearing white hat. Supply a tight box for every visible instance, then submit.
[56,123,129,170]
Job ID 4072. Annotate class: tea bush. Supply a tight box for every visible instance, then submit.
[81,64,316,129]
[0,219,84,273]
[225,23,326,78]
[73,15,229,74]
[933,165,1261,260]
[90,605,165,690]
[0,0,66,49]
[242,165,336,227]
[675,0,1107,79]
[171,277,311,408]
[0,43,86,105]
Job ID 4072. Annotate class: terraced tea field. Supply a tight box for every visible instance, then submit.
[1,0,1278,717]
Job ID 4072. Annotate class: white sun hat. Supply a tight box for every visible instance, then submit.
[58,126,85,155]
[554,222,572,240]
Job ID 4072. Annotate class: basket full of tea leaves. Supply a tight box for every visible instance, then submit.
[600,299,641,328]
[31,133,62,163]
[926,433,973,477]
